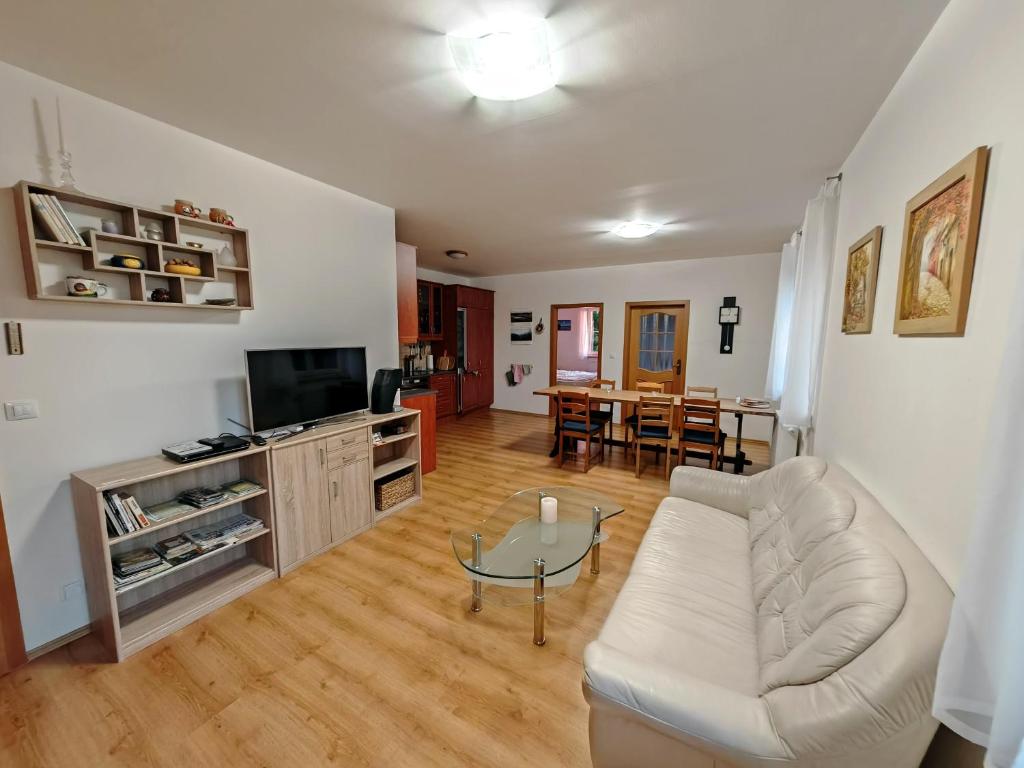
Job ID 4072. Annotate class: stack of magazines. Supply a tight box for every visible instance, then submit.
[154,534,200,566]
[185,513,264,552]
[112,548,171,587]
[178,487,227,508]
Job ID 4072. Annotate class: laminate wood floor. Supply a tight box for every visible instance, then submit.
[0,410,769,768]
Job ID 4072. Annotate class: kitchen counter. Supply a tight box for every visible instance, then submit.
[400,388,438,399]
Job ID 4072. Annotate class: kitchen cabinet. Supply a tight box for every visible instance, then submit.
[397,243,418,344]
[416,279,444,340]
[430,374,457,419]
[400,391,437,474]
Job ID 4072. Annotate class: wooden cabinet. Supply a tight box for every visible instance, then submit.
[328,458,372,542]
[416,279,444,340]
[273,440,333,571]
[441,285,495,415]
[430,374,457,419]
[397,243,418,344]
[401,392,436,474]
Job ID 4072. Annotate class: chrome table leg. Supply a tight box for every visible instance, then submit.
[591,505,601,575]
[471,532,483,613]
[533,558,546,646]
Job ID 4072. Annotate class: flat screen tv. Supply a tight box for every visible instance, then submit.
[246,347,369,433]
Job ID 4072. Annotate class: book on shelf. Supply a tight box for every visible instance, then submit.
[44,195,78,245]
[122,494,150,528]
[154,534,200,566]
[185,513,264,552]
[143,498,195,524]
[111,546,170,588]
[178,487,228,509]
[113,559,172,588]
[220,479,263,499]
[104,491,135,535]
[28,193,65,243]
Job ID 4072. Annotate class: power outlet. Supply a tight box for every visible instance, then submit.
[61,580,84,603]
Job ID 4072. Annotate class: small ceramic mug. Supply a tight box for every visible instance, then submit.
[66,276,109,298]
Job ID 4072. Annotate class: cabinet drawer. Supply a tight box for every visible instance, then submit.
[325,430,367,452]
[327,443,368,468]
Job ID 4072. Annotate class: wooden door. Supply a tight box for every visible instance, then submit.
[328,459,372,543]
[624,303,689,394]
[272,440,332,570]
[464,306,491,411]
[0,496,26,674]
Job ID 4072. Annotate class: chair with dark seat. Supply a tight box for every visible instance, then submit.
[633,394,675,480]
[557,390,604,472]
[589,379,616,456]
[625,380,665,457]
[679,397,725,470]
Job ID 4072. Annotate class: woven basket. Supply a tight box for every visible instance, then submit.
[375,469,415,511]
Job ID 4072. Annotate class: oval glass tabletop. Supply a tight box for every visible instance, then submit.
[450,486,625,580]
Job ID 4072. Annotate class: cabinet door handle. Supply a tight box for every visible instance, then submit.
[320,448,325,466]
[332,480,338,498]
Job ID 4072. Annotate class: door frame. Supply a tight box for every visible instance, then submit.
[621,300,691,420]
[548,303,604,415]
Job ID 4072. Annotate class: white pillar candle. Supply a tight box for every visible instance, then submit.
[540,496,558,524]
[540,522,558,545]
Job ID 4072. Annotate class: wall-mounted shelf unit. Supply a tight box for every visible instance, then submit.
[13,180,253,310]
[70,446,275,661]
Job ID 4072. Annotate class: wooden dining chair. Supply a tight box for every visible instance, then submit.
[556,390,604,472]
[625,380,666,456]
[588,379,616,457]
[679,397,726,471]
[634,394,675,480]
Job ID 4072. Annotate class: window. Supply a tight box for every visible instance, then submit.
[590,309,600,356]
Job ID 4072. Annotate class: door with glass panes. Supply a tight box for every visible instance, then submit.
[624,302,689,401]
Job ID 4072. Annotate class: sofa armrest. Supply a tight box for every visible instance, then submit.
[583,642,788,761]
[669,466,751,517]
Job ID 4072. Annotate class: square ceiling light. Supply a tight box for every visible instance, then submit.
[447,18,555,101]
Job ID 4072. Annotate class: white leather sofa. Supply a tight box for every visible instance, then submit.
[583,457,952,768]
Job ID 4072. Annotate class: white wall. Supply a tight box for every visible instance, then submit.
[0,62,398,649]
[815,0,1024,588]
[474,252,781,441]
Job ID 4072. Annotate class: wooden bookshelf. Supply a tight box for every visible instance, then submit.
[14,180,253,310]
[70,445,275,661]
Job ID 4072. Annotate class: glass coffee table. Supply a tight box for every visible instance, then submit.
[451,487,624,646]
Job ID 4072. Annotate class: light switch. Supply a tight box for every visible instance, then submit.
[4,400,39,420]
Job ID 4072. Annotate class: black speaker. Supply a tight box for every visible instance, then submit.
[371,368,402,414]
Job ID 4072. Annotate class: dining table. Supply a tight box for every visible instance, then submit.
[532,385,778,474]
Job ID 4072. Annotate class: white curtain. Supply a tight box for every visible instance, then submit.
[765,232,801,401]
[578,308,591,358]
[934,259,1024,768]
[777,178,841,445]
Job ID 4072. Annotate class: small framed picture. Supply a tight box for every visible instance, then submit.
[842,226,883,334]
[558,319,572,331]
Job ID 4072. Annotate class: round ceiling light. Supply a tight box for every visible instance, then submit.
[447,18,555,101]
[446,250,468,260]
[611,221,661,239]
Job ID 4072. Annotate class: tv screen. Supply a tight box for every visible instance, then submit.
[246,347,369,433]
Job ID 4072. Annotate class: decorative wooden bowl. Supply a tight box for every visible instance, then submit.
[165,264,201,276]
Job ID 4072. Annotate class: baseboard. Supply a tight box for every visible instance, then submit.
[27,624,90,660]
[488,407,549,419]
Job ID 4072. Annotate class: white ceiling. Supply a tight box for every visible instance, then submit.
[0,0,948,276]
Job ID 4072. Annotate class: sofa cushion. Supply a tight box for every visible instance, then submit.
[597,496,760,695]
[749,481,856,607]
[756,530,906,692]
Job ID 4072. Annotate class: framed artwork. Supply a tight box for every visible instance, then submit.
[842,226,883,334]
[558,319,572,331]
[510,310,533,344]
[893,147,989,336]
